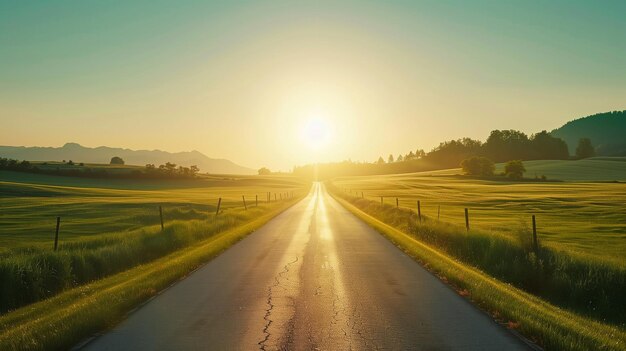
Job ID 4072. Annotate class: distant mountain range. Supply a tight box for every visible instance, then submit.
[551,110,626,156]
[0,143,255,175]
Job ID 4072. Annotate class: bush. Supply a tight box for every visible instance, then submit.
[460,156,495,176]
[110,156,125,165]
[504,160,525,179]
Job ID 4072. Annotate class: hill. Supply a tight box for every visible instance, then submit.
[406,158,626,182]
[551,110,626,156]
[0,142,254,175]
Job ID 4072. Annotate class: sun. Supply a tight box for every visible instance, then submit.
[301,116,332,151]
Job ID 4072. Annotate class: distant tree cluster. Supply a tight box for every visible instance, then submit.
[0,158,32,171]
[144,162,199,177]
[0,157,200,180]
[375,129,570,170]
[258,167,271,175]
[293,128,584,180]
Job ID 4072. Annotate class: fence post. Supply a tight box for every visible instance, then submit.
[417,200,422,222]
[437,205,440,221]
[242,195,247,210]
[464,208,469,231]
[532,215,538,253]
[361,192,364,199]
[280,193,282,200]
[256,195,258,207]
[274,193,277,201]
[54,216,61,251]
[215,198,222,216]
[396,197,399,208]
[159,206,164,231]
[380,196,383,205]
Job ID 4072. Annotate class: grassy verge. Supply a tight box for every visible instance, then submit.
[0,196,302,351]
[328,186,626,351]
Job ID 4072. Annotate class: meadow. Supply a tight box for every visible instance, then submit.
[0,170,308,314]
[331,159,626,262]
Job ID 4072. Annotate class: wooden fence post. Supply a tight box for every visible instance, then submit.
[274,193,277,201]
[417,200,422,222]
[159,206,164,231]
[215,198,222,216]
[54,216,61,251]
[256,195,258,207]
[437,205,440,221]
[396,197,399,208]
[361,192,364,199]
[532,215,538,253]
[242,195,247,210]
[464,208,469,231]
[380,196,383,205]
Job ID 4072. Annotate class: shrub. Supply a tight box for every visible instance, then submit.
[460,156,495,176]
[110,156,125,165]
[504,160,525,179]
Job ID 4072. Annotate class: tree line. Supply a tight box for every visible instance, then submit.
[0,157,200,179]
[293,129,596,179]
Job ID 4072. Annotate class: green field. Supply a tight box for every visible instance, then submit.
[0,170,308,314]
[331,161,626,263]
[0,170,306,250]
[417,157,626,181]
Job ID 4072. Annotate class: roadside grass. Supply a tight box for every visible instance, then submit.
[328,188,626,351]
[0,172,307,313]
[331,172,626,262]
[0,197,300,351]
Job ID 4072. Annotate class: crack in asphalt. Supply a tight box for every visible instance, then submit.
[258,256,300,350]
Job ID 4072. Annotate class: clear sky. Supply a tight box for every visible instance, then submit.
[1,0,624,171]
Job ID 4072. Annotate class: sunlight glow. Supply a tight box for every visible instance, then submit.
[301,115,332,151]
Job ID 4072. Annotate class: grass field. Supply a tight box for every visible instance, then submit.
[0,170,306,249]
[417,157,626,181]
[331,164,626,263]
[0,170,308,314]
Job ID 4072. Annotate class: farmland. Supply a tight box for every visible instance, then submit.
[0,170,308,314]
[0,170,306,249]
[331,159,626,263]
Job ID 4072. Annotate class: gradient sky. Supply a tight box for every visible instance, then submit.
[1,0,625,171]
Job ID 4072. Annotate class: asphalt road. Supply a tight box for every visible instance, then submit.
[82,183,530,351]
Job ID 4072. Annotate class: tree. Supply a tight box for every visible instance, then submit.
[460,156,495,176]
[576,138,595,159]
[377,156,385,164]
[483,130,530,162]
[529,131,569,160]
[258,167,271,175]
[67,160,74,165]
[396,154,403,162]
[504,160,526,179]
[110,156,125,165]
[387,154,394,163]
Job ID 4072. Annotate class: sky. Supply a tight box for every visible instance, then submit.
[1,0,625,171]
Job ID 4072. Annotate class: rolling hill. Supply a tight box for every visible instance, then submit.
[551,110,626,156]
[0,143,255,175]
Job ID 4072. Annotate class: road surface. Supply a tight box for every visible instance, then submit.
[82,183,530,350]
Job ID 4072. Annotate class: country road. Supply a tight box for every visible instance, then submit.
[82,183,530,351]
